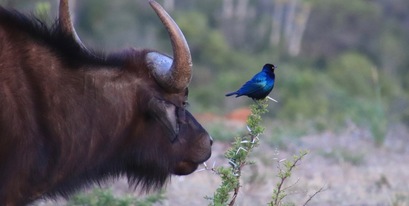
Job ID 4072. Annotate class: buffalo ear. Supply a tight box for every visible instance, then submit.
[148,98,179,142]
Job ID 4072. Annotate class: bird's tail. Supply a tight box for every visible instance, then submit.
[225,92,238,97]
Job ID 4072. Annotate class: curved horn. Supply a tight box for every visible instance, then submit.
[59,0,86,48]
[147,0,192,92]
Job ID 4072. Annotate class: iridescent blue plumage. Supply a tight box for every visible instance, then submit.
[226,64,276,100]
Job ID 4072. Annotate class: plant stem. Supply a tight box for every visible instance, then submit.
[210,99,269,206]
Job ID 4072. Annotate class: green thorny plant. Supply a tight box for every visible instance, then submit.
[206,99,269,206]
[268,150,324,206]
[206,99,323,206]
[67,188,165,206]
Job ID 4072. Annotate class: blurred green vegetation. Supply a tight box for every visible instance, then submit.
[319,148,366,166]
[67,188,165,206]
[5,0,409,143]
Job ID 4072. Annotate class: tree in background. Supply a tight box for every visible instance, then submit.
[4,0,409,146]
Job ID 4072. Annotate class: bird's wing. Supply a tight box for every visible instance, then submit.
[238,74,267,95]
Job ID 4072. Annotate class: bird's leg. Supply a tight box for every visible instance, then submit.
[252,99,262,108]
[252,98,262,108]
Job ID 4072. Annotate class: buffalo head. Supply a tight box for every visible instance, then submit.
[0,0,212,205]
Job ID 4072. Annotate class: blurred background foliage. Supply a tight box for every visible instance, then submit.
[2,0,409,144]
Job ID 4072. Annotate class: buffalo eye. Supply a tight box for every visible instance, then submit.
[182,101,189,108]
[148,97,179,142]
[177,107,187,124]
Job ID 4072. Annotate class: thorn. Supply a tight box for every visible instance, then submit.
[229,160,238,168]
[267,96,278,102]
[251,136,259,143]
[246,125,252,132]
[194,168,207,173]
[236,147,248,154]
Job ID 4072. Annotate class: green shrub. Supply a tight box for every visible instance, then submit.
[207,100,323,205]
[67,188,165,206]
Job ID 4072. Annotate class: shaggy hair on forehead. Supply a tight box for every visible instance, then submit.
[0,7,124,67]
[0,6,168,197]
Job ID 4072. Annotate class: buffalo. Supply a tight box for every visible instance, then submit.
[0,0,212,205]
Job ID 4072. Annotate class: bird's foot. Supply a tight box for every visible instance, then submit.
[252,99,270,111]
[252,99,262,107]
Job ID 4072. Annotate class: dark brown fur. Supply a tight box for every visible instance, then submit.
[0,6,211,206]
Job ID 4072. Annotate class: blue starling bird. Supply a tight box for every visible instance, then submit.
[226,63,277,101]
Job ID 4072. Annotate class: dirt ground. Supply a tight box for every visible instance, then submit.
[34,123,409,206]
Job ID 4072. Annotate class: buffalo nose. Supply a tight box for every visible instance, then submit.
[209,135,213,146]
